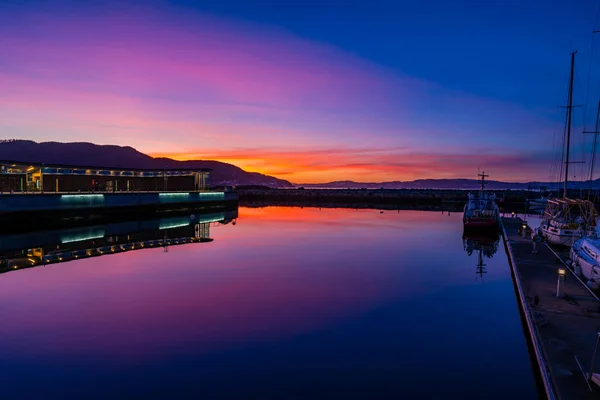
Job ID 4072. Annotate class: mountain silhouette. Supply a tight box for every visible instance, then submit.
[0,140,292,187]
[3,140,596,190]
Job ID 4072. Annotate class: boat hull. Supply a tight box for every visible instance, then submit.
[463,217,499,233]
[571,238,600,285]
[539,224,582,247]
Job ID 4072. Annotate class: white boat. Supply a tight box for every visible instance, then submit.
[539,198,597,246]
[570,237,600,289]
[569,97,600,273]
[539,52,599,247]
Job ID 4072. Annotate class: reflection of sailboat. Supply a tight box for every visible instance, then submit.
[0,210,238,275]
[463,233,500,282]
[475,251,487,280]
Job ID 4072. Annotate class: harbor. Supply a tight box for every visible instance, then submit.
[0,207,539,399]
[0,160,238,228]
[237,187,576,213]
[502,217,600,400]
[0,209,238,275]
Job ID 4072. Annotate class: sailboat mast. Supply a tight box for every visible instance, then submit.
[564,50,577,198]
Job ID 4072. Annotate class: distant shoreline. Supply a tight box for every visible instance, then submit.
[235,187,561,212]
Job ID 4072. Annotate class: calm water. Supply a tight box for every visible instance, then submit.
[0,207,537,399]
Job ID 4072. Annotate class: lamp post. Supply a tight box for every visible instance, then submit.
[522,222,528,238]
[557,268,566,297]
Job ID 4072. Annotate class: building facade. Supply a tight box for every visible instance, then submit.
[0,162,212,193]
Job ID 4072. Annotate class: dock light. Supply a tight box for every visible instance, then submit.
[512,211,516,217]
[521,222,529,237]
[557,268,567,297]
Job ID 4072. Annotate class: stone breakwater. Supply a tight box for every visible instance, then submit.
[237,188,541,212]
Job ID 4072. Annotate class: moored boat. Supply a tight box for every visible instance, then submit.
[539,198,597,247]
[569,103,600,272]
[463,171,499,233]
[539,52,599,247]
[570,237,600,289]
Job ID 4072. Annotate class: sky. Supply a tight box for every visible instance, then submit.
[1,0,600,183]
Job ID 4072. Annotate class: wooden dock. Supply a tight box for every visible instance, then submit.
[501,217,600,399]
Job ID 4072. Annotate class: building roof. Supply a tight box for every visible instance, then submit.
[0,159,212,173]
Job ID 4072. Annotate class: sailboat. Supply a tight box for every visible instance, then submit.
[570,99,600,287]
[538,51,598,247]
[462,171,500,232]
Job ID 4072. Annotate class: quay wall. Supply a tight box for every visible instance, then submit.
[0,191,238,233]
[237,188,545,211]
[0,191,237,213]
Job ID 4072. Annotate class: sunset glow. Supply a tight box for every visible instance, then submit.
[1,1,598,183]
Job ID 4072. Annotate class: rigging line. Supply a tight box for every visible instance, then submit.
[559,118,566,189]
[559,81,570,189]
[551,113,564,187]
[583,0,600,131]
[575,65,585,183]
[583,33,596,131]
[550,121,559,185]
[594,1,600,30]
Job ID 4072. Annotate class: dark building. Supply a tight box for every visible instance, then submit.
[0,161,212,193]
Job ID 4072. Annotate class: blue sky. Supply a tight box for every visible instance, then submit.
[1,0,600,182]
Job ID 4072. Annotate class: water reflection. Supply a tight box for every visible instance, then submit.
[0,210,238,274]
[0,207,536,399]
[463,232,500,282]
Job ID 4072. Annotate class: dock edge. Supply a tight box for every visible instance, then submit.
[500,218,557,400]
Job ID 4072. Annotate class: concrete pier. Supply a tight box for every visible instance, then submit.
[0,191,238,232]
[237,188,561,212]
[502,217,600,399]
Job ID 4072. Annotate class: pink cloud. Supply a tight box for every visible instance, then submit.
[0,9,395,112]
[0,4,571,182]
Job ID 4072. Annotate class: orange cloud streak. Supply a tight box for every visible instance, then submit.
[149,147,553,184]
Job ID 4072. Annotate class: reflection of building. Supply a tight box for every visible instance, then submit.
[463,233,500,281]
[0,210,237,275]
